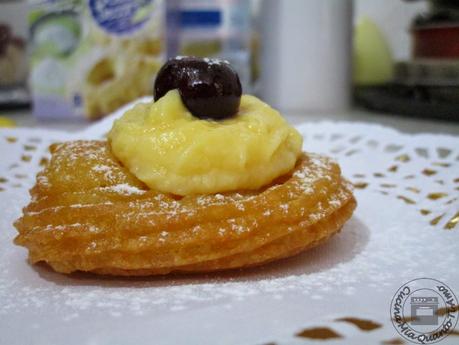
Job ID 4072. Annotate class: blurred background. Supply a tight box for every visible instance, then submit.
[0,0,458,130]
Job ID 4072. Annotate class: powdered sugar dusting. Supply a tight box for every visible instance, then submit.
[2,193,458,321]
[102,184,145,195]
[158,231,169,243]
[92,164,116,180]
[1,121,458,344]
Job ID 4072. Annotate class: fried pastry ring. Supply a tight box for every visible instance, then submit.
[14,141,356,275]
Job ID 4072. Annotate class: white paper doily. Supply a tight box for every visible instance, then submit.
[0,100,458,345]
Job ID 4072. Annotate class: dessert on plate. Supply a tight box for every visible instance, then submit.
[14,57,356,276]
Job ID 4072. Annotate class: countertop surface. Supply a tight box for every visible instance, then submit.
[3,107,459,136]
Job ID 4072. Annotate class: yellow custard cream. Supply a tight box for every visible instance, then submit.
[109,90,303,195]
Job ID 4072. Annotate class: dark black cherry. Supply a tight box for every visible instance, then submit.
[154,56,242,120]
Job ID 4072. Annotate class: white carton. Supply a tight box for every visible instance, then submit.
[29,0,164,120]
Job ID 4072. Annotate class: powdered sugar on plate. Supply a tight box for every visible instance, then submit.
[0,118,458,345]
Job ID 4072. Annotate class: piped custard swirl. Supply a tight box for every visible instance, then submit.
[108,90,303,195]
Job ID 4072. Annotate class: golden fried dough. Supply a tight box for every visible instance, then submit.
[14,141,356,275]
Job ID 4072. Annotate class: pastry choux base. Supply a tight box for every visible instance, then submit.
[14,141,356,276]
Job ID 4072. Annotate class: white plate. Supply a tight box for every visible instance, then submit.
[1,105,458,344]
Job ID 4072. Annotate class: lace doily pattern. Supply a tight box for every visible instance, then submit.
[297,122,459,231]
[0,129,67,193]
[1,117,458,345]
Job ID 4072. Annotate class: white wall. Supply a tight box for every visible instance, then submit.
[0,1,28,39]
